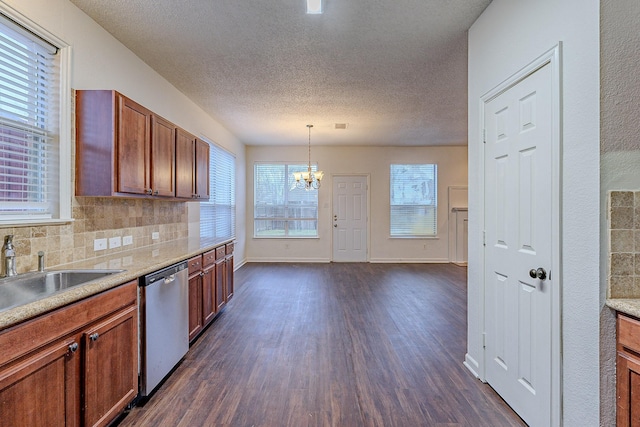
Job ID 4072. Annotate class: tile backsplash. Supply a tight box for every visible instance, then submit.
[0,197,188,274]
[608,191,640,298]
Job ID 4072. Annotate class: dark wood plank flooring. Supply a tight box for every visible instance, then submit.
[119,263,525,427]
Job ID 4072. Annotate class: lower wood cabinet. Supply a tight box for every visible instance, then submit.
[0,281,138,427]
[188,243,234,343]
[617,313,640,427]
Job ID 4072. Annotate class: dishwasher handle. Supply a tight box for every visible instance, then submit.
[141,261,187,287]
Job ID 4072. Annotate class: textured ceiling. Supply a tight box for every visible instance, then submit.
[69,0,491,146]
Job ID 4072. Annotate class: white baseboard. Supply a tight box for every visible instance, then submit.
[245,257,331,263]
[368,258,450,263]
[464,353,481,379]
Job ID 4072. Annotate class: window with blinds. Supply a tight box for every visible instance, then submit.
[390,164,438,237]
[254,163,318,237]
[0,14,60,222]
[200,143,235,239]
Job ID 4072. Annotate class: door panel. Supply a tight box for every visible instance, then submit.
[484,62,553,426]
[333,176,368,262]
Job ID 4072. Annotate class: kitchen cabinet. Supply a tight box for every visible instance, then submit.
[0,281,138,427]
[617,313,640,426]
[176,128,210,200]
[225,242,235,302]
[188,250,218,343]
[76,90,178,199]
[187,255,203,342]
[202,249,217,325]
[215,246,227,312]
[187,244,234,343]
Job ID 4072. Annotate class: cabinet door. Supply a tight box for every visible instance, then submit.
[618,351,640,427]
[150,115,176,197]
[83,305,138,427]
[225,254,234,301]
[202,265,216,325]
[188,273,203,342]
[0,338,80,427]
[215,258,226,312]
[176,128,196,199]
[117,94,151,195]
[195,138,210,200]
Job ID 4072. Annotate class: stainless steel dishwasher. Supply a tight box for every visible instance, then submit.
[139,260,189,397]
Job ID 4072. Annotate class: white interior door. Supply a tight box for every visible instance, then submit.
[483,62,555,426]
[333,176,368,262]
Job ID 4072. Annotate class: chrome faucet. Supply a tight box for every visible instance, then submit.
[1,235,17,278]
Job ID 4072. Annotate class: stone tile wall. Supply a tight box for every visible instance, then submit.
[608,190,640,298]
[0,198,188,274]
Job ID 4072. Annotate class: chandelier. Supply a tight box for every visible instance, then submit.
[293,124,324,190]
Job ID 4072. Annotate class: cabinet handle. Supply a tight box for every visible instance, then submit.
[153,190,159,195]
[68,342,79,353]
[89,333,99,342]
[146,189,153,195]
[200,272,204,277]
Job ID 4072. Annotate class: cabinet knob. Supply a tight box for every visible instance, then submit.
[146,189,153,195]
[89,333,99,342]
[68,342,79,353]
[153,190,159,196]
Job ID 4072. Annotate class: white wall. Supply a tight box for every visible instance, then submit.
[245,145,468,263]
[2,0,247,264]
[467,1,600,425]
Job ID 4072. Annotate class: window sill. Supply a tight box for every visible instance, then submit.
[253,236,319,240]
[0,218,74,228]
[389,235,439,240]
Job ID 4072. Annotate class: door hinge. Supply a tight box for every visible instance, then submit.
[482,129,486,143]
[483,230,486,246]
[482,332,486,349]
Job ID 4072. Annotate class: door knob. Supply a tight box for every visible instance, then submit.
[529,268,547,281]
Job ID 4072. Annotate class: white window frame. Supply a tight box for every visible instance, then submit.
[389,163,438,238]
[0,5,71,226]
[254,162,319,238]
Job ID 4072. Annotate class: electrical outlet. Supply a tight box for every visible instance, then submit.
[94,238,107,251]
[152,232,160,240]
[109,236,121,249]
[123,235,133,246]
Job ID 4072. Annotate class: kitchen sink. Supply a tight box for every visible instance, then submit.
[0,269,124,313]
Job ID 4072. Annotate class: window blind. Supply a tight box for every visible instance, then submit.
[390,164,438,237]
[254,163,318,237]
[0,14,58,221]
[200,143,235,239]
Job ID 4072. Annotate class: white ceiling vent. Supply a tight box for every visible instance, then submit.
[334,123,348,130]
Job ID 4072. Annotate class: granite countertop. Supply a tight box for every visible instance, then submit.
[607,299,640,319]
[0,236,233,331]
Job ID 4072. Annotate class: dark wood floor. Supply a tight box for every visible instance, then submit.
[119,263,525,427]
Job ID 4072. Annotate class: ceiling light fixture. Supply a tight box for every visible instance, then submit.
[306,0,323,14]
[293,125,323,190]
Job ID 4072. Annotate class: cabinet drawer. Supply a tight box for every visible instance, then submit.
[618,314,640,353]
[188,255,202,275]
[226,242,234,255]
[202,250,216,268]
[216,246,226,260]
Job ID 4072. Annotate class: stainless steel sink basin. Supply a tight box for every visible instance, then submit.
[0,269,124,313]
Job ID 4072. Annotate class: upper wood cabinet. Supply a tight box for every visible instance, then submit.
[76,90,194,200]
[150,115,176,197]
[175,128,210,200]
